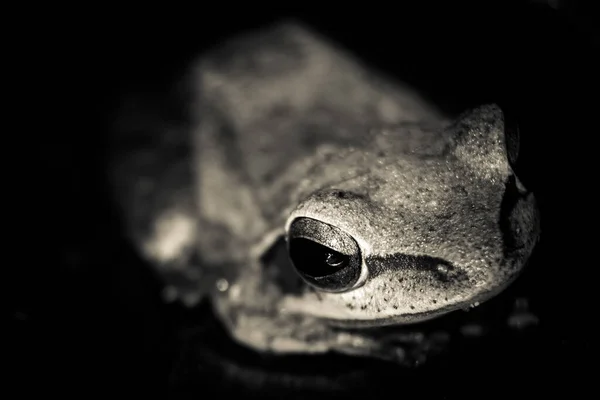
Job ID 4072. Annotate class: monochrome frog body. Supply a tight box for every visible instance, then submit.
[110,22,540,364]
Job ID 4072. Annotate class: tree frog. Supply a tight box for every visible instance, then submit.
[110,22,540,364]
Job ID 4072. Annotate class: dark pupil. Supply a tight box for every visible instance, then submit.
[289,238,349,278]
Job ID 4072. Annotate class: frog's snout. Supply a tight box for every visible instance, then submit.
[287,217,363,293]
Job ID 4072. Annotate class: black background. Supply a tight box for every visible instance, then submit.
[16,1,598,398]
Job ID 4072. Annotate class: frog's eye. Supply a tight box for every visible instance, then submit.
[287,217,362,293]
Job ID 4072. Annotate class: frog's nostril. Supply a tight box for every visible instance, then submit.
[287,218,362,292]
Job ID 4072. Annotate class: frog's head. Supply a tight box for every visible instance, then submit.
[283,104,539,326]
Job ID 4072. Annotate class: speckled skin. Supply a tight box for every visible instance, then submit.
[111,22,539,363]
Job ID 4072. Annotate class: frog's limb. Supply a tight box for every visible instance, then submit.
[109,93,208,305]
[213,298,438,366]
[210,255,434,366]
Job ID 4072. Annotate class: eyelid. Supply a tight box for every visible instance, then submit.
[287,217,357,255]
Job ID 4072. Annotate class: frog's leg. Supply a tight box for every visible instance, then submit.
[109,93,209,307]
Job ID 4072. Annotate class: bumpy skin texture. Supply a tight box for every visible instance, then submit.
[110,22,540,363]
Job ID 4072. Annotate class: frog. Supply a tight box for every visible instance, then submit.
[110,21,540,365]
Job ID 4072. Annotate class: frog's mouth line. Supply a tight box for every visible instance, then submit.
[322,303,461,329]
[320,271,523,330]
